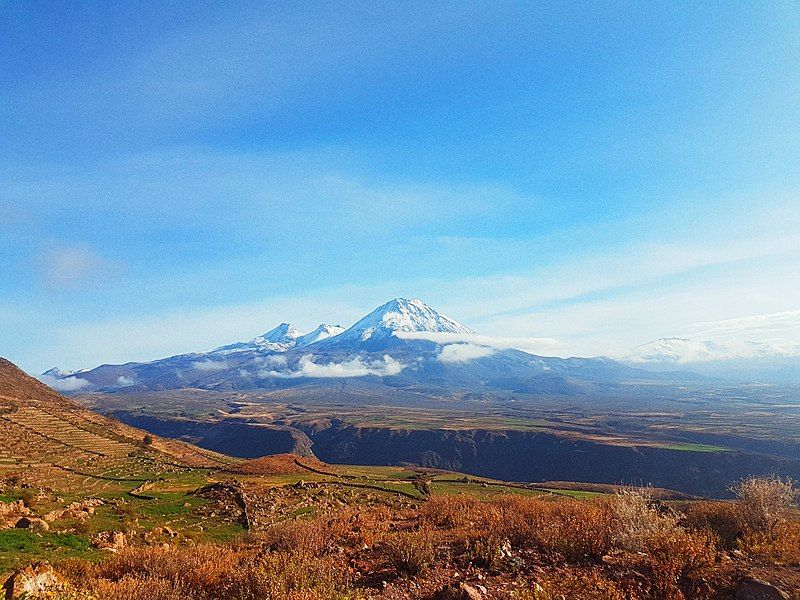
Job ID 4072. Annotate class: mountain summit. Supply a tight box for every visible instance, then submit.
[320,298,474,351]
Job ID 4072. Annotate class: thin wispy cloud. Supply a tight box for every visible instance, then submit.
[38,243,121,291]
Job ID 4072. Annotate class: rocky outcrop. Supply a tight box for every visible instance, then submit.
[91,530,127,551]
[2,562,65,599]
[0,500,29,529]
[14,517,49,532]
[736,577,790,600]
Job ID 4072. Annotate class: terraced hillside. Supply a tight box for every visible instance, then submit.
[0,357,236,485]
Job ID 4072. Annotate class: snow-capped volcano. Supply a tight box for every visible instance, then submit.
[320,298,474,351]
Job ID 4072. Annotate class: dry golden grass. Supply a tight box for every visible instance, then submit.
[33,479,799,599]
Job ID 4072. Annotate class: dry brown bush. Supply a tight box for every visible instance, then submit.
[682,501,744,550]
[96,544,242,595]
[731,475,797,534]
[222,551,353,599]
[739,518,800,564]
[435,494,614,562]
[66,543,354,600]
[628,528,727,600]
[527,499,613,562]
[381,525,436,576]
[90,576,191,600]
[258,519,336,556]
[534,569,630,600]
[607,488,676,552]
[420,494,497,530]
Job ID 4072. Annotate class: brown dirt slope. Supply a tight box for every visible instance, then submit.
[0,357,236,475]
[231,453,330,475]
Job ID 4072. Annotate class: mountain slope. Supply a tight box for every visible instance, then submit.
[0,357,233,474]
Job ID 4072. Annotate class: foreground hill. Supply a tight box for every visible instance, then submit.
[0,357,234,481]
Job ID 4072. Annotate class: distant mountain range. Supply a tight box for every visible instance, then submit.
[39,298,799,394]
[40,298,672,395]
[623,336,800,384]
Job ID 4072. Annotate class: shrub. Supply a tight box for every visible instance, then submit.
[223,551,353,599]
[731,475,797,534]
[535,569,630,600]
[682,501,743,550]
[259,519,334,557]
[420,495,493,530]
[96,544,242,596]
[465,533,508,570]
[608,488,676,552]
[739,518,800,564]
[631,528,726,600]
[530,499,613,562]
[381,526,435,576]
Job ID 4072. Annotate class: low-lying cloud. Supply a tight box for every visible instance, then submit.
[395,331,564,356]
[39,374,92,392]
[438,343,496,363]
[266,354,405,378]
[191,359,229,371]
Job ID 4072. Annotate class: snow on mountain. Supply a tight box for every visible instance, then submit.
[321,298,474,350]
[295,324,345,348]
[625,337,800,364]
[213,323,303,353]
[42,367,77,378]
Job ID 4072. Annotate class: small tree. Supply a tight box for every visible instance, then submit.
[142,434,154,446]
[731,475,797,535]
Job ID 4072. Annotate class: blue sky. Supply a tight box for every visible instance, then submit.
[2,1,799,373]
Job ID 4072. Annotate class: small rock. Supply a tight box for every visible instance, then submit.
[433,582,485,599]
[736,577,790,600]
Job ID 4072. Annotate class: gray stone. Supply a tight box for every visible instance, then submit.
[736,577,790,600]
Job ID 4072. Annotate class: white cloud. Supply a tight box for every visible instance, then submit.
[39,374,92,392]
[191,359,229,371]
[687,310,800,342]
[438,343,496,363]
[116,376,136,386]
[266,354,405,378]
[38,243,120,290]
[255,354,287,367]
[396,331,564,356]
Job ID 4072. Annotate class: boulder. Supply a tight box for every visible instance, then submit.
[2,562,65,599]
[92,530,127,551]
[14,517,49,532]
[736,577,790,600]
